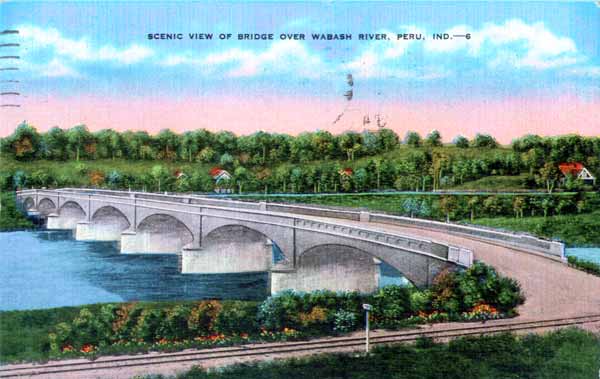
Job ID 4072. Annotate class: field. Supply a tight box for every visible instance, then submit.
[140,328,600,379]
[471,211,600,246]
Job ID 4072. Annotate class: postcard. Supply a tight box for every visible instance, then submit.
[0,2,599,378]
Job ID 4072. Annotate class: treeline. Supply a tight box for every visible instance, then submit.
[0,122,508,164]
[2,123,599,194]
[1,122,404,164]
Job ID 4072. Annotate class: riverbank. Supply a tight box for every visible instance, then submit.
[0,263,524,363]
[138,328,600,379]
[0,192,33,231]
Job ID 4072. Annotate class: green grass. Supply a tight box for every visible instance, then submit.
[0,300,204,363]
[0,192,33,230]
[140,328,600,379]
[468,211,600,246]
[567,256,600,277]
[451,174,530,190]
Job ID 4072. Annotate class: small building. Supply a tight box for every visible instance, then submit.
[558,162,596,185]
[174,169,187,179]
[209,167,233,193]
[338,167,354,177]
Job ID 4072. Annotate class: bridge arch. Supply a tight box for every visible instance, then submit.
[92,206,131,229]
[37,198,56,216]
[23,197,35,210]
[58,201,86,219]
[135,213,194,253]
[274,244,385,293]
[78,205,132,241]
[181,224,284,274]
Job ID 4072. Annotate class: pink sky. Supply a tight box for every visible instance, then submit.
[1,95,598,143]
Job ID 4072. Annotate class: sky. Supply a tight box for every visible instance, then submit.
[1,1,599,143]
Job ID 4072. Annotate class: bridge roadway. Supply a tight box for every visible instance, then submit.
[15,188,600,320]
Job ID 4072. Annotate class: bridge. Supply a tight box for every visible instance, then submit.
[17,188,475,293]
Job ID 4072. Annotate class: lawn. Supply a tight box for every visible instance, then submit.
[140,328,600,379]
[450,174,530,190]
[469,211,600,247]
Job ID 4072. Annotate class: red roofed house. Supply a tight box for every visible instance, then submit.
[209,167,233,193]
[558,162,596,185]
[338,168,354,177]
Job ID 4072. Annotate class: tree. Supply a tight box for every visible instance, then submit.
[404,131,422,147]
[453,135,469,148]
[155,129,179,160]
[181,131,199,162]
[67,125,93,161]
[403,198,420,218]
[197,147,216,163]
[339,132,362,161]
[43,127,68,160]
[425,130,443,147]
[234,166,249,194]
[376,129,399,152]
[151,165,169,192]
[439,196,458,222]
[536,162,560,193]
[512,196,525,218]
[11,122,41,160]
[219,153,234,168]
[467,196,480,221]
[472,134,498,149]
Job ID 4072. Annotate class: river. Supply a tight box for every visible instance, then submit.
[0,230,407,311]
[2,230,596,312]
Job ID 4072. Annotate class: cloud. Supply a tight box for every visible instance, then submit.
[426,19,581,70]
[164,40,326,78]
[19,25,154,65]
[345,26,447,80]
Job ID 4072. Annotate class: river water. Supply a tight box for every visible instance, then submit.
[0,230,270,311]
[1,230,596,311]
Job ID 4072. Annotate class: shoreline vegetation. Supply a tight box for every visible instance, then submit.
[0,192,34,231]
[137,328,600,379]
[0,262,523,363]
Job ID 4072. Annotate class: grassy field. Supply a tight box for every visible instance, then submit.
[470,211,600,246]
[140,328,600,379]
[451,174,529,190]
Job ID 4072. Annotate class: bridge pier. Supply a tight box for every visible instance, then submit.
[120,230,192,254]
[270,247,382,294]
[75,221,125,241]
[46,213,81,230]
[181,240,273,274]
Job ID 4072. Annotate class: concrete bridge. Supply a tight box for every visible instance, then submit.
[16,188,475,293]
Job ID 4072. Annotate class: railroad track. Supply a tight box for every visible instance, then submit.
[1,314,599,378]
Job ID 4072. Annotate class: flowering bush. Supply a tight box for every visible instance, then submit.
[461,303,501,321]
[45,263,523,361]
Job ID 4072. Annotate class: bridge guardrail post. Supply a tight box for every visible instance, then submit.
[359,211,370,223]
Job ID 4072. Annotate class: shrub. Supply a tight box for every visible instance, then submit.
[333,310,358,333]
[298,306,330,331]
[214,301,259,335]
[428,269,461,314]
[372,285,413,328]
[158,305,192,340]
[187,301,222,336]
[133,309,165,342]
